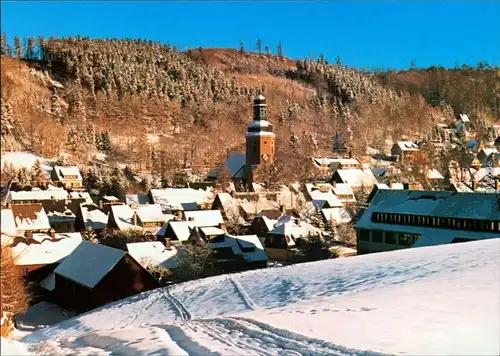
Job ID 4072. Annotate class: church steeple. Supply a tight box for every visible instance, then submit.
[246,94,275,167]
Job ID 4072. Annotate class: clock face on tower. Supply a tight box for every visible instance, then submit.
[262,153,269,161]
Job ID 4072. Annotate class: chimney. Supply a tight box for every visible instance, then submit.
[49,228,56,240]
[99,200,103,209]
[472,180,478,191]
[133,212,138,226]
[280,204,286,215]
[26,230,33,239]
[177,210,183,219]
[164,238,172,250]
[332,181,336,188]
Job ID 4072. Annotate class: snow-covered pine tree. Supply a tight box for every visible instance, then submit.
[31,159,45,185]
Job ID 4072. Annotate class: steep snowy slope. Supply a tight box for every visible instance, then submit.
[14,239,500,356]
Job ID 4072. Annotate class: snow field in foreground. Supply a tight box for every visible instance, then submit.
[11,239,500,355]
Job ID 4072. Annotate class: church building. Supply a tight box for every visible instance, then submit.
[208,94,276,190]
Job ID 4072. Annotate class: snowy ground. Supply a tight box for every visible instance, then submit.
[6,239,500,356]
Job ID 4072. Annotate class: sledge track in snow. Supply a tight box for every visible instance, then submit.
[162,288,192,321]
[230,277,259,311]
[195,316,385,356]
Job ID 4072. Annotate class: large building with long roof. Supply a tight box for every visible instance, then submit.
[355,190,500,255]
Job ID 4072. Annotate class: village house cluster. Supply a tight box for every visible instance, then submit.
[1,95,500,317]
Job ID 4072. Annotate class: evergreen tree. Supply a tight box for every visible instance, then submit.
[13,36,21,58]
[1,33,9,56]
[139,177,151,193]
[353,184,369,221]
[50,88,63,123]
[31,159,45,184]
[101,132,111,152]
[277,41,283,61]
[310,205,326,230]
[27,36,35,60]
[256,38,262,55]
[110,167,126,200]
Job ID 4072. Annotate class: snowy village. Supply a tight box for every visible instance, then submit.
[1,1,499,355]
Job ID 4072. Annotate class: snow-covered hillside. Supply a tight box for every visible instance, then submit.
[11,239,500,356]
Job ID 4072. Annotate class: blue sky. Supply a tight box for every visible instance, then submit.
[1,1,499,70]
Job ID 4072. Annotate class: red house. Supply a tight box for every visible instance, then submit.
[42,241,159,312]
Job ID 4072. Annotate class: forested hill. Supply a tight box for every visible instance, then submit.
[1,35,497,178]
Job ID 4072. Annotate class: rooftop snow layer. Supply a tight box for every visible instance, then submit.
[54,241,126,289]
[12,233,83,266]
[126,241,185,270]
[184,210,224,228]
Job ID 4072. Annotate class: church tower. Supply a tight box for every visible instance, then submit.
[246,94,275,167]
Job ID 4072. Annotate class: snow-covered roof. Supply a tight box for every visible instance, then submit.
[54,241,127,289]
[9,189,69,202]
[248,120,271,129]
[150,188,211,212]
[103,196,120,202]
[12,204,51,231]
[474,168,500,182]
[126,241,184,270]
[167,221,194,241]
[395,141,420,151]
[69,191,94,204]
[321,208,352,225]
[335,169,378,188]
[246,131,275,137]
[358,190,500,221]
[136,204,165,223]
[80,204,108,230]
[126,194,151,206]
[391,183,405,190]
[427,169,444,180]
[184,210,224,228]
[459,113,470,123]
[200,226,225,236]
[1,209,17,236]
[308,189,344,208]
[214,193,244,224]
[53,166,82,181]
[260,216,278,231]
[451,182,474,193]
[479,148,498,157]
[311,157,360,167]
[332,183,355,198]
[208,153,247,179]
[12,233,83,266]
[269,218,320,242]
[110,205,142,231]
[209,236,243,260]
[232,234,269,262]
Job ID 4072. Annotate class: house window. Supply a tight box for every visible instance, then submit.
[358,229,370,241]
[23,268,28,276]
[385,231,397,244]
[399,233,418,247]
[497,222,500,232]
[372,230,383,243]
[432,217,436,226]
